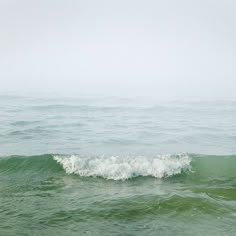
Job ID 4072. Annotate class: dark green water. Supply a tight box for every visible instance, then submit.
[0,154,235,236]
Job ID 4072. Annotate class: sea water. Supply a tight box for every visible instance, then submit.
[0,94,235,235]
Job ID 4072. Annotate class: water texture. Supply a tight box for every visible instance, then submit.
[0,95,235,235]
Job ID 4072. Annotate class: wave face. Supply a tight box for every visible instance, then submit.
[0,154,63,174]
[1,153,236,180]
[53,153,191,180]
[0,153,191,180]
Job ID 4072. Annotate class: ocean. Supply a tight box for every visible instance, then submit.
[0,94,235,235]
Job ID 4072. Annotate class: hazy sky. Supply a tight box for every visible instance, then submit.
[0,0,235,98]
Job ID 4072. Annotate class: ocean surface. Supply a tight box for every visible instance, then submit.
[0,94,236,235]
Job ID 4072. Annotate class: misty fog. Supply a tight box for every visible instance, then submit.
[0,0,235,99]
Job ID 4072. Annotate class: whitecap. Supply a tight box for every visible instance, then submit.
[53,153,191,180]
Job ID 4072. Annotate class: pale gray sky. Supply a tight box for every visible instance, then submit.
[0,0,235,98]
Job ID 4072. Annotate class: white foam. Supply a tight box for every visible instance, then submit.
[53,153,191,180]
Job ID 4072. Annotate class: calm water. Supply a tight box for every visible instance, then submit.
[0,94,236,235]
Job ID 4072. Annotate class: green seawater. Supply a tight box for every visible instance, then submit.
[0,95,236,235]
[0,154,235,236]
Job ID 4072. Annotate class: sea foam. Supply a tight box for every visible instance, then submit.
[53,153,191,180]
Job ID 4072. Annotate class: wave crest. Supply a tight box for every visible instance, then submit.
[53,153,191,180]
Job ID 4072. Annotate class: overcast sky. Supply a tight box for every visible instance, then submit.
[0,0,235,99]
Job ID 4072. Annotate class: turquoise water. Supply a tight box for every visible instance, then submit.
[0,95,236,235]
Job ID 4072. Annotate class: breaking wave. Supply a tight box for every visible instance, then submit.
[53,153,191,180]
[1,153,235,180]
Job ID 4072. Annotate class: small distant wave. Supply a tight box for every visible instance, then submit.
[27,104,175,112]
[53,153,191,180]
[29,104,139,112]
